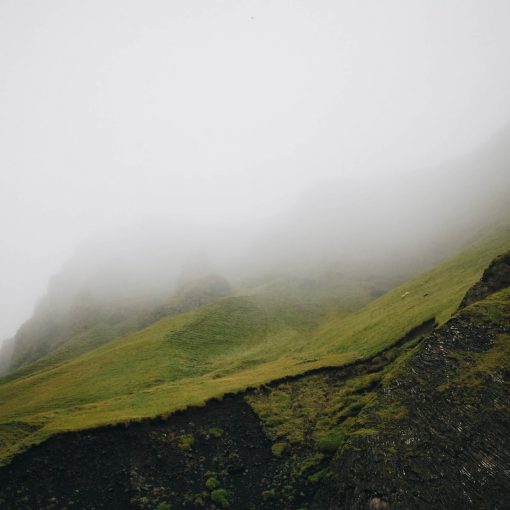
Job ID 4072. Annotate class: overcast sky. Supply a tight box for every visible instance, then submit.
[1,0,510,340]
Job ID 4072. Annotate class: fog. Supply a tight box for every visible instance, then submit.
[2,1,510,343]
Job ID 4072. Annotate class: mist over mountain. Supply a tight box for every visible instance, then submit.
[3,4,510,507]
[251,125,510,277]
[3,0,510,347]
[52,122,510,296]
[3,124,510,375]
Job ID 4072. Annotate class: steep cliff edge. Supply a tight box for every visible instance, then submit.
[459,249,510,308]
[313,252,510,509]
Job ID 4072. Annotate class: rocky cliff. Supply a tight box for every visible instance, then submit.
[313,252,510,509]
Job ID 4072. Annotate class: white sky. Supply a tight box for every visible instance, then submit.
[1,0,510,339]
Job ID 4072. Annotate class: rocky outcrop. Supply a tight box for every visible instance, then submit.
[459,249,510,308]
[313,265,510,509]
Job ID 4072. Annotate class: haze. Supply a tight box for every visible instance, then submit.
[2,0,510,342]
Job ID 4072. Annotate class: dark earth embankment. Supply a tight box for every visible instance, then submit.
[0,396,274,509]
[460,249,510,308]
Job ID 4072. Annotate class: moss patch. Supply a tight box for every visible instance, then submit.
[177,433,195,451]
[271,442,287,457]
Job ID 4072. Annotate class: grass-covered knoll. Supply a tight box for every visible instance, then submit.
[7,274,232,374]
[236,270,395,319]
[0,227,509,465]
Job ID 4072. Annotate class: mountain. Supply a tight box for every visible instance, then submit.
[0,126,509,508]
[4,124,510,378]
[0,226,509,471]
[0,241,509,509]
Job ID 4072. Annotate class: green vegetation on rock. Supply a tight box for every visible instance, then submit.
[210,488,230,508]
[177,434,195,451]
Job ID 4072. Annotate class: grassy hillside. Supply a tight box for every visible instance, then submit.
[313,226,510,358]
[6,275,232,376]
[0,226,509,465]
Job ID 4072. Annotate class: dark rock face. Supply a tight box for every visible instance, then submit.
[460,250,510,308]
[0,397,277,510]
[312,291,510,509]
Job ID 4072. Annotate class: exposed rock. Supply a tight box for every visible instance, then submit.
[312,286,510,509]
[459,249,510,308]
[0,397,276,510]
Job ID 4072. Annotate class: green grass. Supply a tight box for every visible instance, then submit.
[247,368,383,452]
[0,227,509,465]
[7,274,233,377]
[313,227,510,359]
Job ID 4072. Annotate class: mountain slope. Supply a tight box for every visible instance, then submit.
[0,245,509,509]
[0,226,509,467]
[6,124,510,376]
[6,274,232,374]
[313,252,510,509]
